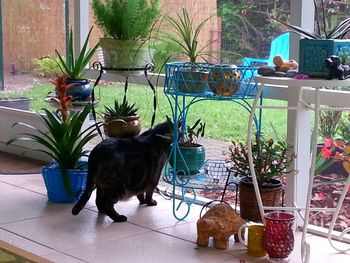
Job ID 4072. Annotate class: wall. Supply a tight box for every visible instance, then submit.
[2,0,220,74]
[2,0,69,74]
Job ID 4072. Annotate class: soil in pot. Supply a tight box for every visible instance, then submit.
[239,177,283,222]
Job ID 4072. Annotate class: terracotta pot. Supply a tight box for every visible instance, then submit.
[104,114,141,138]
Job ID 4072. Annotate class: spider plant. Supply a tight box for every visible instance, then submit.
[161,8,213,63]
[55,27,99,80]
[272,0,350,39]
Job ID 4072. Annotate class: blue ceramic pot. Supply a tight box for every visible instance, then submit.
[299,39,350,77]
[169,145,206,176]
[66,79,92,101]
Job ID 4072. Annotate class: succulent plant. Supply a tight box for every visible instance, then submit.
[104,97,139,117]
[56,27,99,79]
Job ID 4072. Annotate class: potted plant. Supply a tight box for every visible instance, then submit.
[92,0,160,70]
[161,8,212,93]
[7,76,100,203]
[103,97,141,138]
[55,26,99,101]
[272,0,350,77]
[227,134,296,222]
[169,119,206,176]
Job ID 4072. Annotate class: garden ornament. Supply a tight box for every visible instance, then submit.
[196,203,245,250]
[325,55,350,80]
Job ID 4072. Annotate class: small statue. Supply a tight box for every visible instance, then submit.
[325,55,350,80]
[196,203,245,250]
[273,55,298,73]
[258,55,298,77]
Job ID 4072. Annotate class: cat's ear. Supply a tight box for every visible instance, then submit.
[166,115,173,127]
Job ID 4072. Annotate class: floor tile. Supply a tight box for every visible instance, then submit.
[0,173,46,194]
[88,194,202,230]
[160,220,249,251]
[1,173,349,263]
[41,252,87,263]
[0,228,54,256]
[66,231,234,263]
[1,209,150,251]
[0,182,72,224]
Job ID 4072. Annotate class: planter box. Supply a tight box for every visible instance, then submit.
[0,107,51,162]
[299,39,350,77]
[0,107,91,162]
[0,97,31,110]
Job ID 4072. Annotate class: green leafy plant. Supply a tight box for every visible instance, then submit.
[32,56,62,77]
[160,8,213,63]
[104,97,139,117]
[337,113,350,143]
[7,76,100,195]
[272,0,350,39]
[315,139,336,175]
[55,27,99,79]
[151,40,182,73]
[0,91,29,100]
[228,134,296,183]
[92,0,160,40]
[178,119,205,147]
[319,109,342,140]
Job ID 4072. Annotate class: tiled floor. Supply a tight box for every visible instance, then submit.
[0,173,349,263]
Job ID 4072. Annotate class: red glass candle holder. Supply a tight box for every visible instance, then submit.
[263,212,295,262]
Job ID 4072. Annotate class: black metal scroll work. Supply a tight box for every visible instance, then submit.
[143,63,157,129]
[91,61,104,140]
[89,61,157,139]
[199,168,239,217]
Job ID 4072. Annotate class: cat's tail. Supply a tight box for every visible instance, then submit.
[72,170,95,216]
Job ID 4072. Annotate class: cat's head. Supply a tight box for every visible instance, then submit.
[153,116,174,137]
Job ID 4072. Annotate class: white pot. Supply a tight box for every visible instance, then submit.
[98,38,154,70]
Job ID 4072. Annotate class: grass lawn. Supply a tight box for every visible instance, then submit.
[26,83,288,142]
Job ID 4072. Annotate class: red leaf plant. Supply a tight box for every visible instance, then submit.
[321,138,350,194]
[49,75,77,121]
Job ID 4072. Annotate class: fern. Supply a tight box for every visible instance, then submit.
[92,0,160,40]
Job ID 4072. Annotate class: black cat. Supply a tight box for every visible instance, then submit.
[72,120,173,222]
